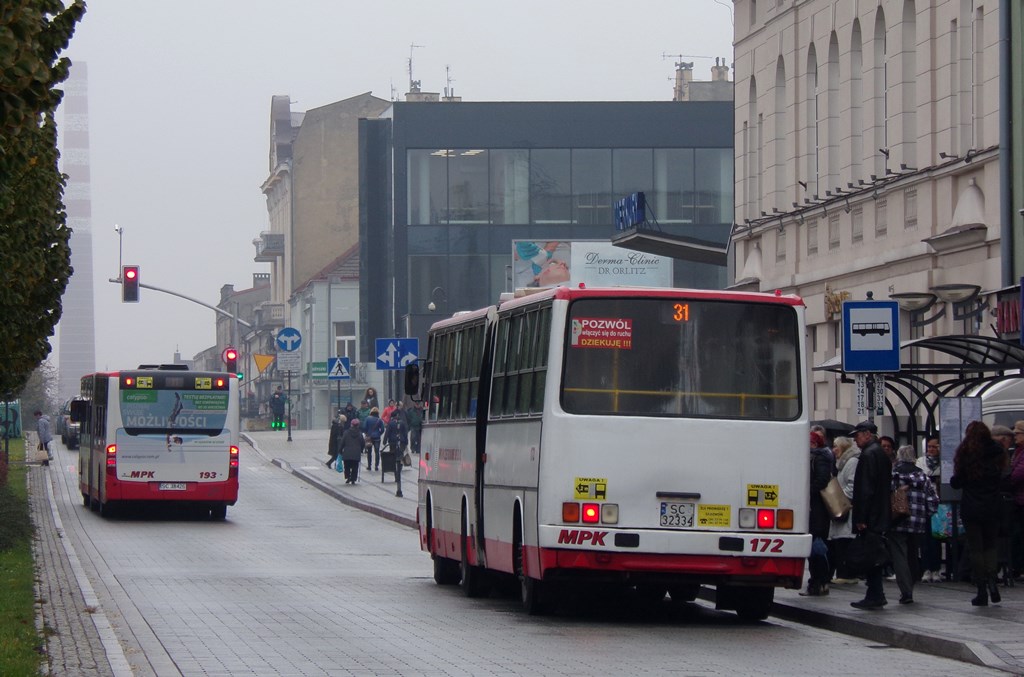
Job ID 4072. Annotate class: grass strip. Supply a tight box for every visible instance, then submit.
[0,437,45,674]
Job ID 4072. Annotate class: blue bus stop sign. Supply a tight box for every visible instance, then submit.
[842,300,900,373]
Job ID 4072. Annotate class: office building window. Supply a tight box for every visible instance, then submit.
[653,148,695,224]
[448,149,489,223]
[851,206,863,243]
[489,150,529,224]
[408,149,448,225]
[530,149,571,223]
[828,215,839,250]
[776,228,786,262]
[875,198,888,237]
[807,219,818,256]
[573,149,612,225]
[695,148,733,224]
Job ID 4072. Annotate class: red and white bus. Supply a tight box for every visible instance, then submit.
[72,365,240,519]
[409,285,810,618]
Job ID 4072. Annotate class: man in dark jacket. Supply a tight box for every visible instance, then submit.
[339,419,366,484]
[849,420,892,609]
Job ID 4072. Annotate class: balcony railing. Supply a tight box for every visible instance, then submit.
[254,232,285,262]
[255,302,286,329]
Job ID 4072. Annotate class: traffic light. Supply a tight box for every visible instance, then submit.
[222,346,238,375]
[121,265,140,302]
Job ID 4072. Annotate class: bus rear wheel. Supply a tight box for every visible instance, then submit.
[460,522,490,598]
[513,528,549,615]
[433,554,460,585]
[210,504,227,521]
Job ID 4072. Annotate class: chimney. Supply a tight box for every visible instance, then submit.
[673,61,694,102]
[711,57,731,82]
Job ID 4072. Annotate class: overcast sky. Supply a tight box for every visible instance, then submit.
[56,0,734,373]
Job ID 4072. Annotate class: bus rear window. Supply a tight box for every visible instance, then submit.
[561,297,801,420]
[120,390,229,436]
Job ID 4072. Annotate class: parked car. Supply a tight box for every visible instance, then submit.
[56,398,80,449]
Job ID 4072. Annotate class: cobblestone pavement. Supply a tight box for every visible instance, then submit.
[30,465,120,676]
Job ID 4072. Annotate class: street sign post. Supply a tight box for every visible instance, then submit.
[841,300,900,373]
[275,327,301,443]
[327,357,351,414]
[375,338,419,370]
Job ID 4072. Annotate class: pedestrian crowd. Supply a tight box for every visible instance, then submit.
[802,418,1024,610]
[323,387,424,497]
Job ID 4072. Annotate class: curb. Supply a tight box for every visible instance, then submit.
[242,433,417,530]
[702,586,1015,673]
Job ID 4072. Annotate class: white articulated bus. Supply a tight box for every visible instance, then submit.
[72,364,240,519]
[409,285,811,618]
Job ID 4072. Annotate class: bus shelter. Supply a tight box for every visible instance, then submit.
[814,334,1024,443]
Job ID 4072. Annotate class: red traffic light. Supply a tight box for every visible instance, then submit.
[121,265,140,303]
[222,346,238,374]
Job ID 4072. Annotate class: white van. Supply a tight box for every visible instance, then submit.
[977,377,1024,428]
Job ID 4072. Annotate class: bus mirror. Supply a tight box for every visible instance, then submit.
[404,364,420,397]
[69,399,88,424]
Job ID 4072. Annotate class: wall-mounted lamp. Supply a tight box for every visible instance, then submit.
[964,149,978,163]
[891,291,943,327]
[939,151,959,160]
[798,180,808,190]
[931,283,987,322]
[427,286,448,312]
[878,148,890,159]
[844,198,851,214]
[899,163,917,172]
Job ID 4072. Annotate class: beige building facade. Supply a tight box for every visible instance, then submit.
[731,0,1005,429]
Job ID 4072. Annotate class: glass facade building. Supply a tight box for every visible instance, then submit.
[358,101,734,355]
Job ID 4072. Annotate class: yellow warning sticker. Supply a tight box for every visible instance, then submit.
[746,484,779,506]
[697,504,731,527]
[573,477,608,500]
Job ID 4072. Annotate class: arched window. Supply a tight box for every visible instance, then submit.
[774,57,788,206]
[850,20,863,180]
[872,8,888,177]
[826,32,840,191]
[900,0,918,166]
[805,45,819,195]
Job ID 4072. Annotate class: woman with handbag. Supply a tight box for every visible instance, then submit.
[801,431,834,596]
[828,436,859,584]
[950,421,1008,606]
[887,446,939,604]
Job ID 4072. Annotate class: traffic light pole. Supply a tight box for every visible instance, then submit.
[107,278,252,328]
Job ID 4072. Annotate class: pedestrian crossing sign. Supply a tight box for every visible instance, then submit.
[327,357,351,380]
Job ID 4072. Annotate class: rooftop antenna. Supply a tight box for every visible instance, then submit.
[444,64,455,98]
[408,43,425,92]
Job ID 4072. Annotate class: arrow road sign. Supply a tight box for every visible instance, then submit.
[276,327,302,352]
[327,357,351,380]
[375,338,419,370]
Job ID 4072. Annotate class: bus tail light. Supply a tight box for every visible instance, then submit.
[105,444,117,473]
[562,502,580,522]
[600,503,619,525]
[739,508,757,528]
[757,509,775,529]
[581,503,600,524]
[229,445,239,478]
[775,509,794,530]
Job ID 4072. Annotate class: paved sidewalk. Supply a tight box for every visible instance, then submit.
[247,428,1024,675]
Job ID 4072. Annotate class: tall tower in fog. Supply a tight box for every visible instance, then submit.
[58,62,97,399]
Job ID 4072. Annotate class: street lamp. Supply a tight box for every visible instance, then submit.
[427,286,447,312]
[113,224,123,279]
